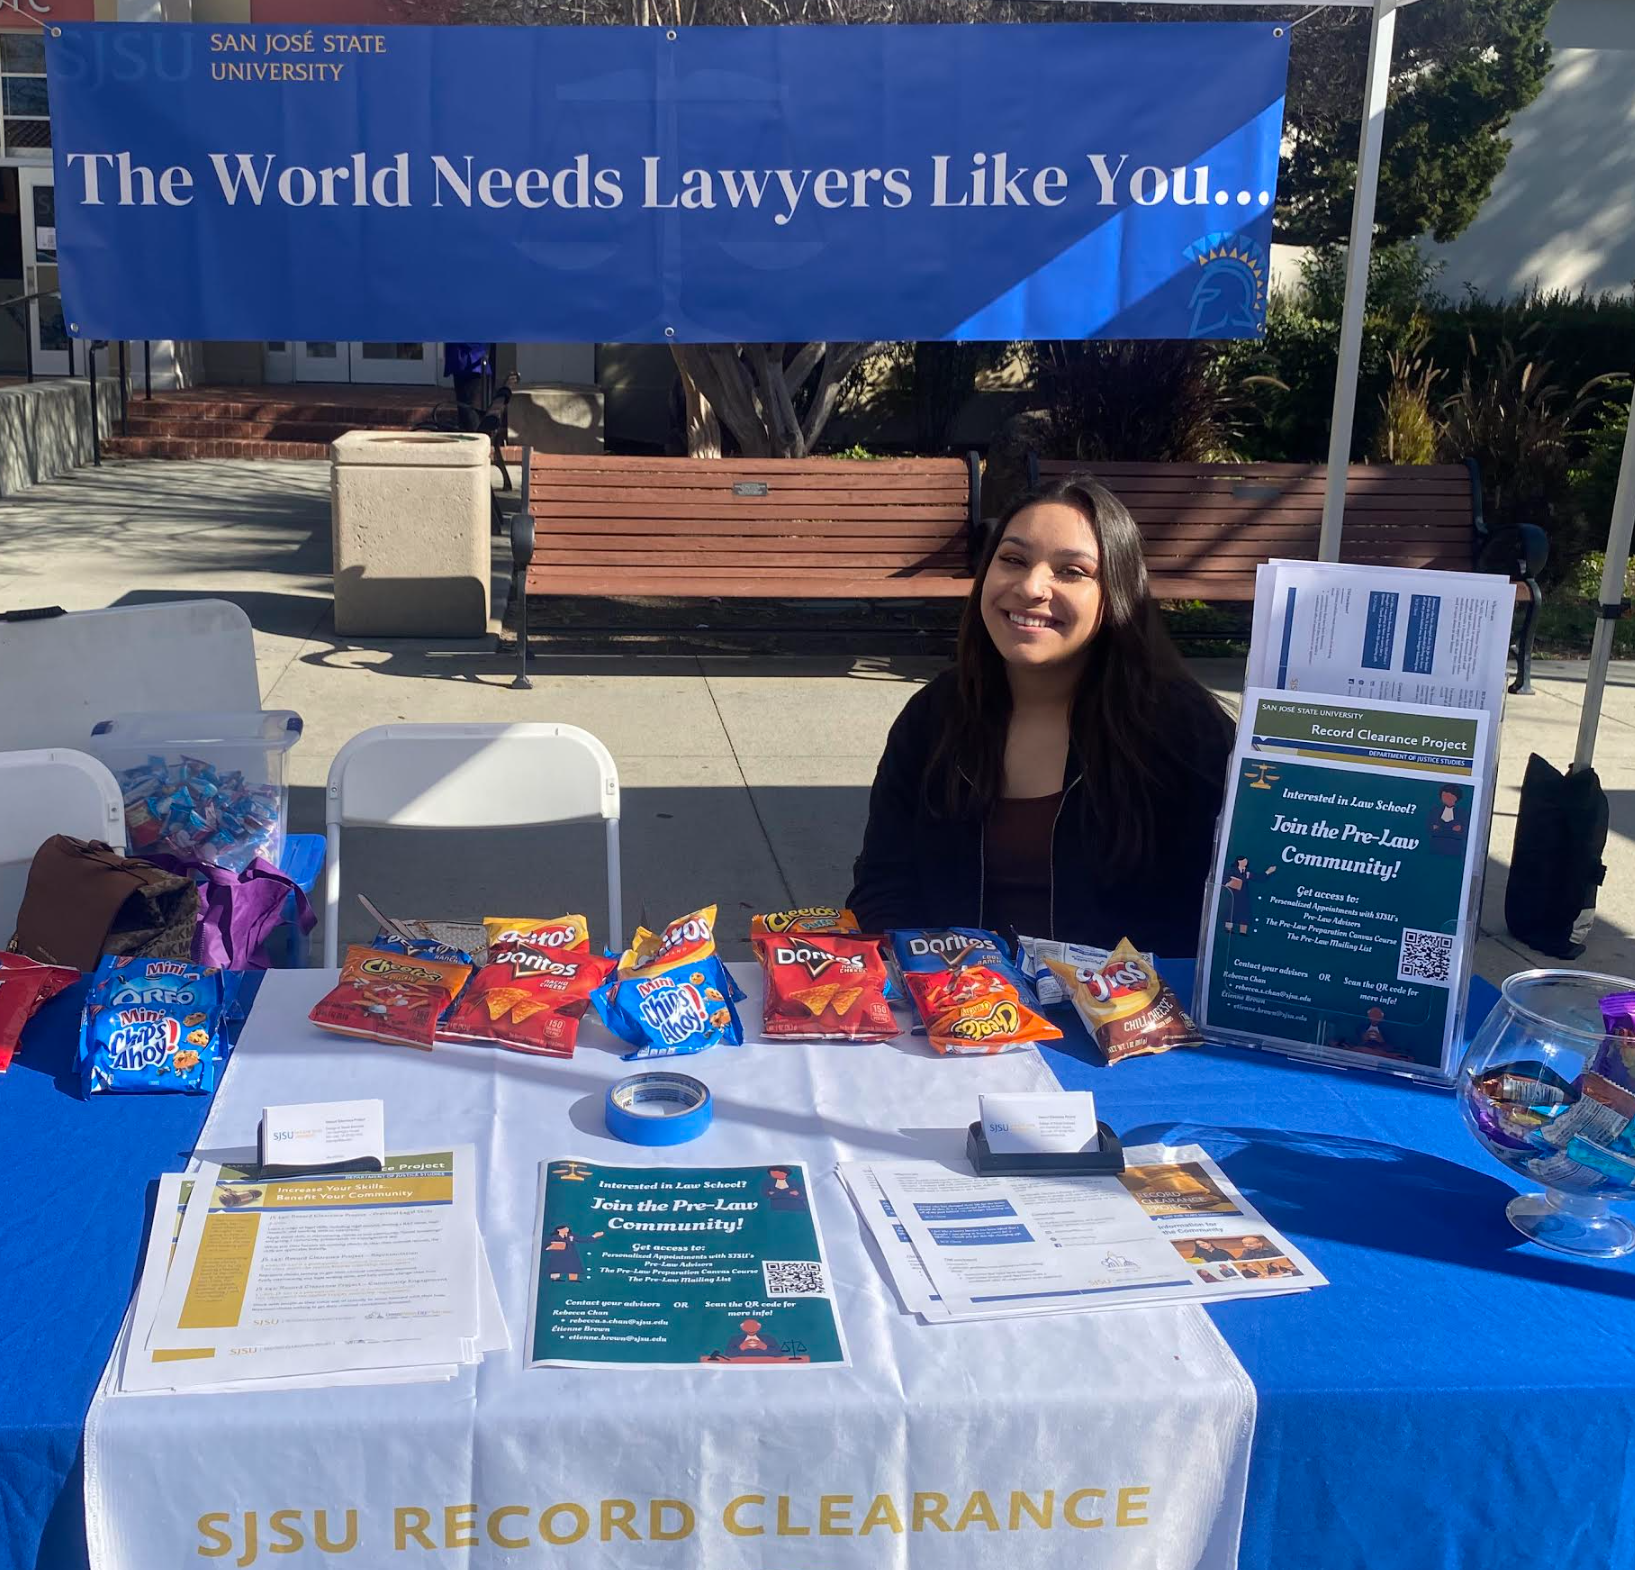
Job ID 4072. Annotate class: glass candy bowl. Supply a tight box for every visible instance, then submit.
[1459,969,1635,1259]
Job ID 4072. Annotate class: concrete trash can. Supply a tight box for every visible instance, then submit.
[331,431,490,637]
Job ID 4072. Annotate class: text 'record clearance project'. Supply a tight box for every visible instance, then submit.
[527,1161,847,1369]
[1197,559,1512,1082]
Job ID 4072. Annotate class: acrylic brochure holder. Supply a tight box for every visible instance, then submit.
[1191,791,1486,1088]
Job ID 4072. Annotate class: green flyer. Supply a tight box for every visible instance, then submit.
[1198,691,1490,1076]
[526,1160,847,1369]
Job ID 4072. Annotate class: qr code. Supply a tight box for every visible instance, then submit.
[763,1260,828,1297]
[1398,928,1454,984]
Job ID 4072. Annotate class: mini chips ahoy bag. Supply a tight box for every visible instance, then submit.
[78,956,231,1094]
[595,905,745,1060]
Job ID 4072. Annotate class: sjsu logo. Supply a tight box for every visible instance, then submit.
[1184,232,1267,337]
[106,1010,180,1071]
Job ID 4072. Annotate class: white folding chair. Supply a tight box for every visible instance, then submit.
[323,723,621,968]
[0,748,127,939]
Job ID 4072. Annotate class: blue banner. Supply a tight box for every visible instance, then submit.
[47,22,1288,343]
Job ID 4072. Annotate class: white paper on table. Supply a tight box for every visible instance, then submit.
[148,1147,478,1356]
[117,1171,494,1393]
[1118,1143,1328,1298]
[871,1161,1186,1314]
[843,1148,1325,1323]
[836,1163,940,1316]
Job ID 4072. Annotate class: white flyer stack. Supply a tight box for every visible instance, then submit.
[842,1145,1325,1323]
[115,1145,508,1395]
[86,966,1257,1570]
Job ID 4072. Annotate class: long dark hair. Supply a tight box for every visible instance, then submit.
[925,475,1232,871]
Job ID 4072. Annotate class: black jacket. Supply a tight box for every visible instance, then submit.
[847,670,1232,957]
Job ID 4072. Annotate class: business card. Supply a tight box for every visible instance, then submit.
[979,1091,1100,1155]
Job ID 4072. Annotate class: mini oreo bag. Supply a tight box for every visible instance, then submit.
[78,956,232,1094]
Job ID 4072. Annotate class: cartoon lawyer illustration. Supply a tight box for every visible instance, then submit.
[1221,855,1277,935]
[545,1223,603,1282]
[726,1318,785,1358]
[1427,785,1469,856]
[761,1167,808,1212]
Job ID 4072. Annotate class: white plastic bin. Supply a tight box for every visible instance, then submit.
[88,710,303,872]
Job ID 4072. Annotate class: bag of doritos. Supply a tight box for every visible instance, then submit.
[754,932,897,1041]
[439,916,612,1056]
[78,957,232,1094]
[751,907,902,1002]
[594,905,745,1061]
[0,953,79,1072]
[906,964,1062,1056]
[1046,938,1202,1064]
[888,928,1035,1033]
[309,945,473,1050]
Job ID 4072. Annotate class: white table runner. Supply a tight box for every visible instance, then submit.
[85,966,1254,1570]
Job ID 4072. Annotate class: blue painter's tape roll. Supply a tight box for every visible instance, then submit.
[605,1072,713,1146]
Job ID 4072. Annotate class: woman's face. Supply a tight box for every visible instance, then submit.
[979,501,1104,671]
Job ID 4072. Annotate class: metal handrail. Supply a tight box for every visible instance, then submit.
[0,286,57,311]
[0,291,148,411]
[2,285,63,384]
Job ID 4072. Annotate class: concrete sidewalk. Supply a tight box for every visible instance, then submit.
[2,458,1631,984]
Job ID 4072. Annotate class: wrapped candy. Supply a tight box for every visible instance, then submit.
[112,752,283,873]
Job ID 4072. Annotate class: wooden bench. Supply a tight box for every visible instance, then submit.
[509,452,980,681]
[1027,457,1544,693]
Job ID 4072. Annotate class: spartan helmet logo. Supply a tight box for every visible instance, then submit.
[1183,233,1269,337]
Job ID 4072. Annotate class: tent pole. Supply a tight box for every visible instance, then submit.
[1573,386,1635,771]
[1318,0,1399,562]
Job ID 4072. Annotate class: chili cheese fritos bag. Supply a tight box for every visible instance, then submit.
[906,964,1061,1056]
[309,945,473,1050]
[1046,937,1202,1064]
[594,905,745,1061]
[754,931,896,1041]
[439,916,611,1057]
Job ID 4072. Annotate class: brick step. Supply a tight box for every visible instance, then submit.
[126,398,440,426]
[103,436,332,460]
[118,416,402,442]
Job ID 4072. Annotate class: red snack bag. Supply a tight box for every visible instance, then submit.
[440,938,616,1058]
[754,933,897,1042]
[0,953,79,1071]
[309,945,473,1050]
[906,965,1062,1057]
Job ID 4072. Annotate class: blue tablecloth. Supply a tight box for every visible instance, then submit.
[0,978,216,1570]
[1,836,321,1570]
[1042,963,1635,1570]
[7,959,1635,1570]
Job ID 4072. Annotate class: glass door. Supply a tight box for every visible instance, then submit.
[291,341,441,385]
[293,340,348,383]
[353,342,440,385]
[18,167,72,376]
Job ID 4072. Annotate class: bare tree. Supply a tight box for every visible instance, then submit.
[669,343,876,458]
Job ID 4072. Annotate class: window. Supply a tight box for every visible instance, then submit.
[1,35,48,159]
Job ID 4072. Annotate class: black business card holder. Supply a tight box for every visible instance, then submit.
[965,1121,1126,1176]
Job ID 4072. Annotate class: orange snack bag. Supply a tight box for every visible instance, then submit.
[309,945,472,1050]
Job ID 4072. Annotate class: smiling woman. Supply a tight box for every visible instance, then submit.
[848,477,1234,956]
